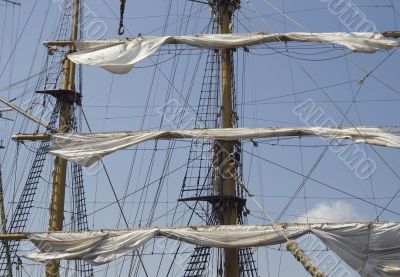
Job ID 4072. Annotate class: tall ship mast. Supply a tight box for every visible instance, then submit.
[0,0,400,276]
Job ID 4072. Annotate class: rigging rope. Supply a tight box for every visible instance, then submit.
[0,0,39,81]
[243,149,400,217]
[282,0,309,225]
[245,0,400,224]
[230,172,325,277]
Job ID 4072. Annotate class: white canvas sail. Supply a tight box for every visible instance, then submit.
[65,32,399,73]
[46,126,400,166]
[3,0,400,276]
[25,222,400,276]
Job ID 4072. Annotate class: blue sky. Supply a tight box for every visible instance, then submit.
[0,0,400,276]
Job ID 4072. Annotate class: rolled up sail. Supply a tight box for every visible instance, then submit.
[66,32,399,73]
[25,222,400,276]
[46,126,400,166]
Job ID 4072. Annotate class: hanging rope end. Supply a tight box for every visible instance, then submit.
[119,0,126,35]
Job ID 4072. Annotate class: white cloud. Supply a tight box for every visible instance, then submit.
[296,200,360,223]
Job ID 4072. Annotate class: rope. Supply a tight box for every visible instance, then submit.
[245,0,400,223]
[119,0,126,35]
[229,172,326,277]
[286,241,325,277]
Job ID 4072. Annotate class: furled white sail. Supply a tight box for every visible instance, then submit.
[66,32,399,73]
[25,223,400,276]
[46,126,400,166]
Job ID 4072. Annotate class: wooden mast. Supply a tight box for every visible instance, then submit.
[46,0,79,276]
[216,1,240,276]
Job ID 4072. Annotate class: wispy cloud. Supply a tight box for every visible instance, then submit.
[296,201,360,223]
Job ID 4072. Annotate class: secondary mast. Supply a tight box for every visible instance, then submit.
[46,0,80,276]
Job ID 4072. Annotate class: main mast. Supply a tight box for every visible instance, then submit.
[46,0,79,276]
[215,1,240,276]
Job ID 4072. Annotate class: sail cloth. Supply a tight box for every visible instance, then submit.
[67,32,399,74]
[46,126,400,166]
[25,223,400,276]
